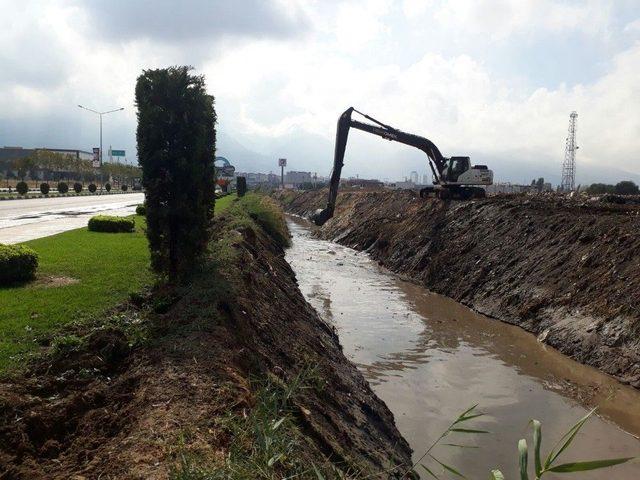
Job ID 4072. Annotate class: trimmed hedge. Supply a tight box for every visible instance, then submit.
[105,183,112,192]
[0,244,38,284]
[73,182,83,194]
[88,183,97,193]
[135,204,146,215]
[57,182,69,194]
[121,184,128,191]
[16,182,28,195]
[40,183,50,195]
[88,215,135,233]
[237,176,247,197]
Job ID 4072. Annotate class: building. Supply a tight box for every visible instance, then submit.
[44,148,93,161]
[342,178,384,189]
[410,171,419,184]
[235,171,281,187]
[0,146,94,177]
[284,171,312,187]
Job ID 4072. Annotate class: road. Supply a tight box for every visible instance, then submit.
[0,193,145,244]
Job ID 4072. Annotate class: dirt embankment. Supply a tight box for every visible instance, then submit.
[275,189,640,387]
[0,197,413,479]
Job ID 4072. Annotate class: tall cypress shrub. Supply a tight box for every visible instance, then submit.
[236,176,247,197]
[135,66,216,277]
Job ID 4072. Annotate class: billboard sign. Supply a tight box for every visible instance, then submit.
[278,158,287,167]
[92,147,100,168]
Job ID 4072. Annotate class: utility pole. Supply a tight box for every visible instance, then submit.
[78,105,124,166]
[560,111,578,192]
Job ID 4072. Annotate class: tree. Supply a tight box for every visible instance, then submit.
[13,157,35,181]
[586,183,615,194]
[136,66,217,277]
[614,181,639,195]
[237,176,247,197]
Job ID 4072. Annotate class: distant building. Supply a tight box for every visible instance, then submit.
[284,171,312,187]
[235,171,280,187]
[410,171,419,184]
[388,180,416,190]
[0,146,94,176]
[44,148,94,161]
[342,178,384,189]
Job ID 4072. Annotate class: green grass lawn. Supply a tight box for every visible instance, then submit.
[0,216,151,371]
[215,193,236,215]
[0,195,238,371]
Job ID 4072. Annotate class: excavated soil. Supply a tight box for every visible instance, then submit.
[274,189,640,388]
[0,205,412,479]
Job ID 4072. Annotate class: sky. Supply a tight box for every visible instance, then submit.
[1,0,639,185]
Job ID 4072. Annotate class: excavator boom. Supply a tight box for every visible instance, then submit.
[313,107,449,226]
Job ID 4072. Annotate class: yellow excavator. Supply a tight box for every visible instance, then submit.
[312,107,493,226]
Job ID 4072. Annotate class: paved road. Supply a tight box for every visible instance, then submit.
[0,193,145,244]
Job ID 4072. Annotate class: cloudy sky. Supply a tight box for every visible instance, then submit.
[1,0,639,185]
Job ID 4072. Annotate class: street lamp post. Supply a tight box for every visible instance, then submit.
[77,105,124,166]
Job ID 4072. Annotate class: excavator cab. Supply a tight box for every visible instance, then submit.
[442,156,471,182]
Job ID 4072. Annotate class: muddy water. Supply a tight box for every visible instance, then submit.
[285,217,640,479]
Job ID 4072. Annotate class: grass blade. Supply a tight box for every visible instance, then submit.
[454,413,485,424]
[544,407,596,469]
[489,470,505,480]
[450,428,490,434]
[272,417,286,431]
[518,439,529,480]
[430,454,466,479]
[531,419,542,477]
[548,457,635,472]
[420,463,440,479]
[457,404,479,419]
[442,443,479,449]
[312,462,326,480]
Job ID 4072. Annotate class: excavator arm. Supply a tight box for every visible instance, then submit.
[312,107,447,226]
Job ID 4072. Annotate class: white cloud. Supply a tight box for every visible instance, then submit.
[334,0,392,52]
[212,34,640,179]
[624,18,640,33]
[402,0,433,18]
[423,0,612,41]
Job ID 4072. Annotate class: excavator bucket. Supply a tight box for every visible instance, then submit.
[311,107,354,226]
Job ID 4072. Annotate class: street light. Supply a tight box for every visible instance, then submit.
[77,105,124,166]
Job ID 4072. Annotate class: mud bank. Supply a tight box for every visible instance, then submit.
[274,190,640,388]
[0,196,412,478]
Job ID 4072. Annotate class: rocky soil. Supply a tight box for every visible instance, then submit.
[0,197,413,479]
[275,189,640,388]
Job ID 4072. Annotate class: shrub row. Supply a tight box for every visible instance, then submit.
[11,182,110,196]
[88,215,135,233]
[0,244,38,284]
[135,204,146,215]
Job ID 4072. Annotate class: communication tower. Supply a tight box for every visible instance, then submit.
[560,111,578,192]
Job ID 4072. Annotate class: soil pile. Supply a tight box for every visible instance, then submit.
[0,197,413,479]
[275,189,640,387]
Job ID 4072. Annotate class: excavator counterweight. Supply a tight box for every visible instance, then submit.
[312,108,493,226]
